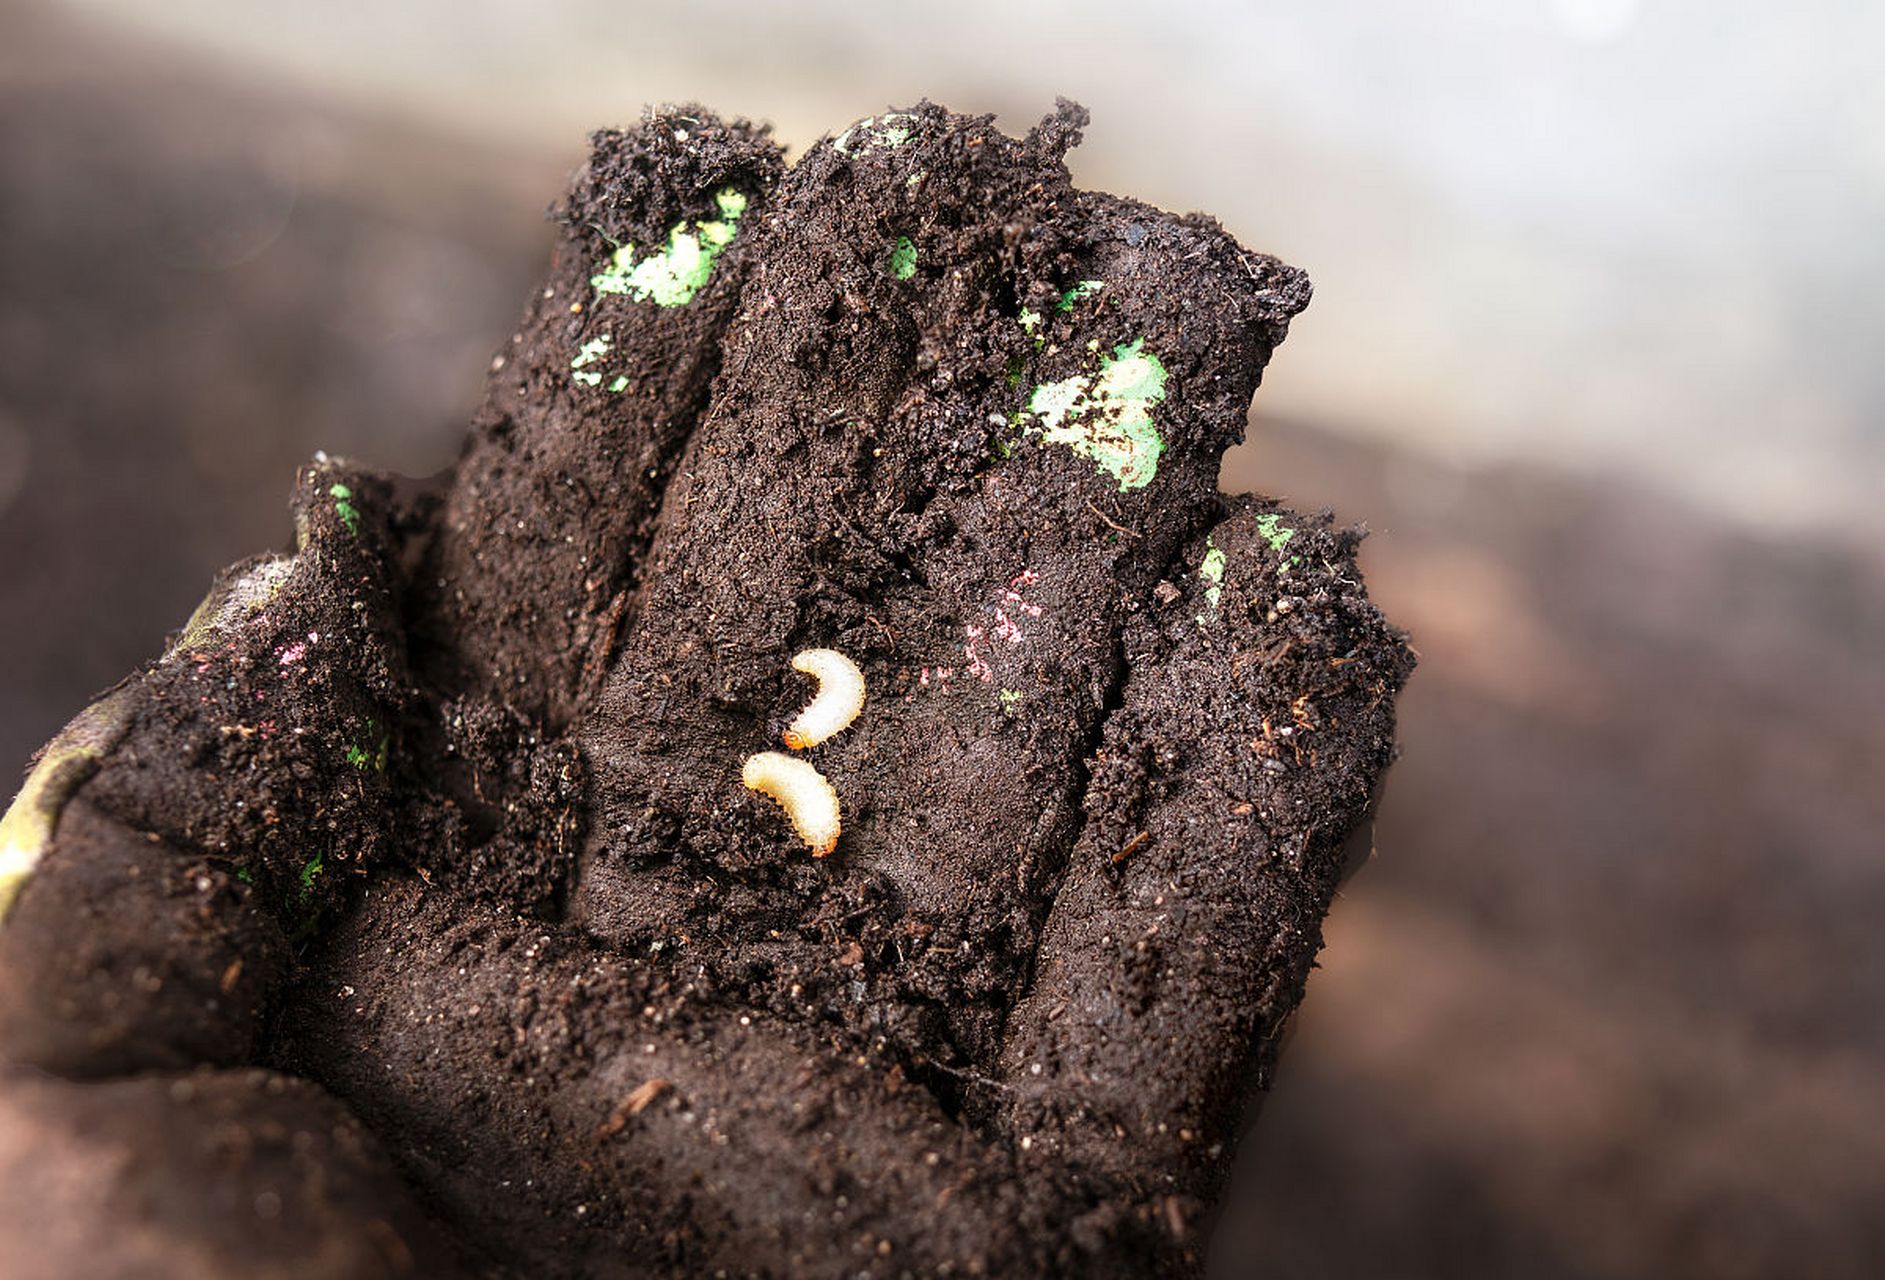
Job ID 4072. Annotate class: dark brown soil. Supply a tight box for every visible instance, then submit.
[0,100,1409,1278]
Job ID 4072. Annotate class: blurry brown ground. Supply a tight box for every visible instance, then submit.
[3,8,1881,1277]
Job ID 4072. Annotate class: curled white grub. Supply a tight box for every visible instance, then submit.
[783,648,866,750]
[741,751,841,857]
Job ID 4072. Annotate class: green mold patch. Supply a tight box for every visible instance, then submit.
[1018,307,1044,351]
[571,333,613,387]
[1056,279,1104,312]
[329,483,360,536]
[887,235,918,280]
[1021,338,1170,491]
[590,187,748,308]
[1200,542,1226,604]
[1254,513,1296,555]
[0,690,134,921]
[295,852,325,913]
[1196,541,1226,623]
[1017,281,1102,351]
[290,850,329,936]
[346,723,389,772]
[833,112,918,154]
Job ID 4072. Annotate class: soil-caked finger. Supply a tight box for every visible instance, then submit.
[414,109,784,727]
[997,499,1413,1208]
[575,102,1311,1079]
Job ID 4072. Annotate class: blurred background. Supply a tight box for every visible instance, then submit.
[2,1,1880,1275]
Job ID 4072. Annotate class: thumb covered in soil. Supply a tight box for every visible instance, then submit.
[0,459,411,1076]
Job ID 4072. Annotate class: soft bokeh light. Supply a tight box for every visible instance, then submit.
[42,0,1885,546]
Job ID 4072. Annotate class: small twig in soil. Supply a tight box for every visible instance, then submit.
[1086,501,1138,539]
[597,1078,673,1138]
[1112,830,1151,865]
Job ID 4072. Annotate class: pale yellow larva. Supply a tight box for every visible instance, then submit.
[782,648,865,750]
[741,751,841,857]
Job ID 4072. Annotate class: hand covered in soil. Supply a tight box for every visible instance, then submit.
[0,103,1409,1280]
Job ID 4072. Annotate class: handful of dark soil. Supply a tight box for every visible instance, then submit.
[0,101,1410,1278]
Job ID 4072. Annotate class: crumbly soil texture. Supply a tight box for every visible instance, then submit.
[0,102,1411,1279]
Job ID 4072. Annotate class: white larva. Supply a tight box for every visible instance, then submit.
[782,648,866,750]
[741,751,841,857]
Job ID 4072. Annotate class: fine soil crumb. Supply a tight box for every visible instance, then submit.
[0,101,1410,1279]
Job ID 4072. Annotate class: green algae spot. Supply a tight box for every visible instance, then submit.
[1016,281,1101,351]
[571,333,612,387]
[998,688,1023,715]
[1196,541,1227,624]
[328,482,360,536]
[0,690,134,921]
[987,399,1019,459]
[590,186,748,307]
[1254,513,1296,555]
[833,113,918,155]
[1057,279,1104,312]
[346,723,388,772]
[291,850,330,934]
[1018,307,1044,351]
[888,235,918,280]
[1022,338,1169,491]
[1200,543,1227,605]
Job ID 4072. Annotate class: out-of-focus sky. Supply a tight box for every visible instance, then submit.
[41,0,1885,545]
